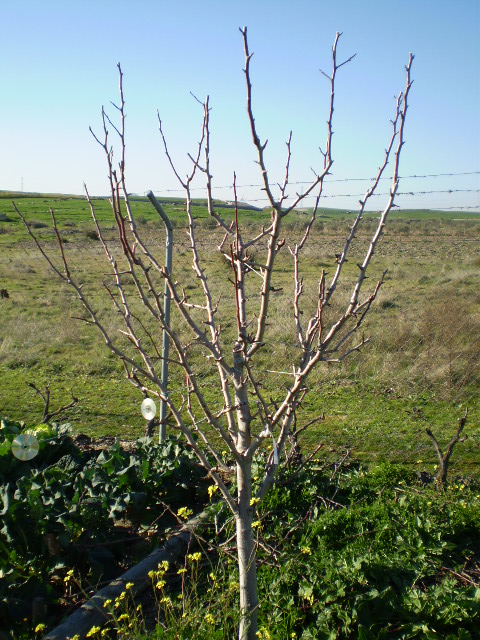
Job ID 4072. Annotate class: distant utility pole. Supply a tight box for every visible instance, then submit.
[21,177,24,192]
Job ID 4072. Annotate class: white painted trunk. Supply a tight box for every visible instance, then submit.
[232,347,258,640]
[236,459,258,640]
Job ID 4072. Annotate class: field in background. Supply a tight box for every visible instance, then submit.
[1,193,479,478]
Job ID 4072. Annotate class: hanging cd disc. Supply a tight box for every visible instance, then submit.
[11,434,40,461]
[141,398,157,421]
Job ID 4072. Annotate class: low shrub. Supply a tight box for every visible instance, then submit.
[0,417,208,637]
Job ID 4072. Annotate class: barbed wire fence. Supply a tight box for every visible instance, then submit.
[145,168,480,468]
[147,169,480,211]
[2,169,479,468]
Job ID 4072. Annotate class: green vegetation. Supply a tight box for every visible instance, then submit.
[0,193,479,638]
[1,194,479,477]
[0,415,208,638]
[2,411,479,639]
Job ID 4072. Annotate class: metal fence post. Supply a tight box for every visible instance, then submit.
[146,191,172,443]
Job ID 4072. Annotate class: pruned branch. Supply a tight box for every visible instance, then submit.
[26,382,79,423]
[426,408,468,489]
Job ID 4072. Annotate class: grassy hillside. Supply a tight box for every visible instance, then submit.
[0,194,479,478]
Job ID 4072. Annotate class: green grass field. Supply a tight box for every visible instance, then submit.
[1,193,479,478]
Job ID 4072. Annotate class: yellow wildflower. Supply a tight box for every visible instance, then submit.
[64,569,74,583]
[187,552,202,563]
[204,612,215,625]
[208,484,219,498]
[86,627,102,638]
[34,624,46,634]
[304,594,314,607]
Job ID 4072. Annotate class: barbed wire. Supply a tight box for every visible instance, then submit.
[296,171,480,183]
[242,188,480,205]
[430,205,480,211]
[149,170,480,195]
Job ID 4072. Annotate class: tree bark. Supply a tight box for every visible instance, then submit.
[236,457,258,639]
[233,342,258,639]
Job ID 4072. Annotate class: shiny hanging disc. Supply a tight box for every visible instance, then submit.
[11,434,40,461]
[141,398,157,421]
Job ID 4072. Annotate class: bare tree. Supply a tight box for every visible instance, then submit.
[14,27,413,639]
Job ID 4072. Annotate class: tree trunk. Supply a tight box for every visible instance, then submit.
[232,341,258,638]
[236,458,258,639]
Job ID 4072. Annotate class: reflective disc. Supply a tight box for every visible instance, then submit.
[141,398,157,420]
[11,434,40,461]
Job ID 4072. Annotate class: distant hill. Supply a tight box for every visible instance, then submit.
[1,191,478,218]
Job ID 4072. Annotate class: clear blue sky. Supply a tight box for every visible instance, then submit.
[1,0,479,211]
